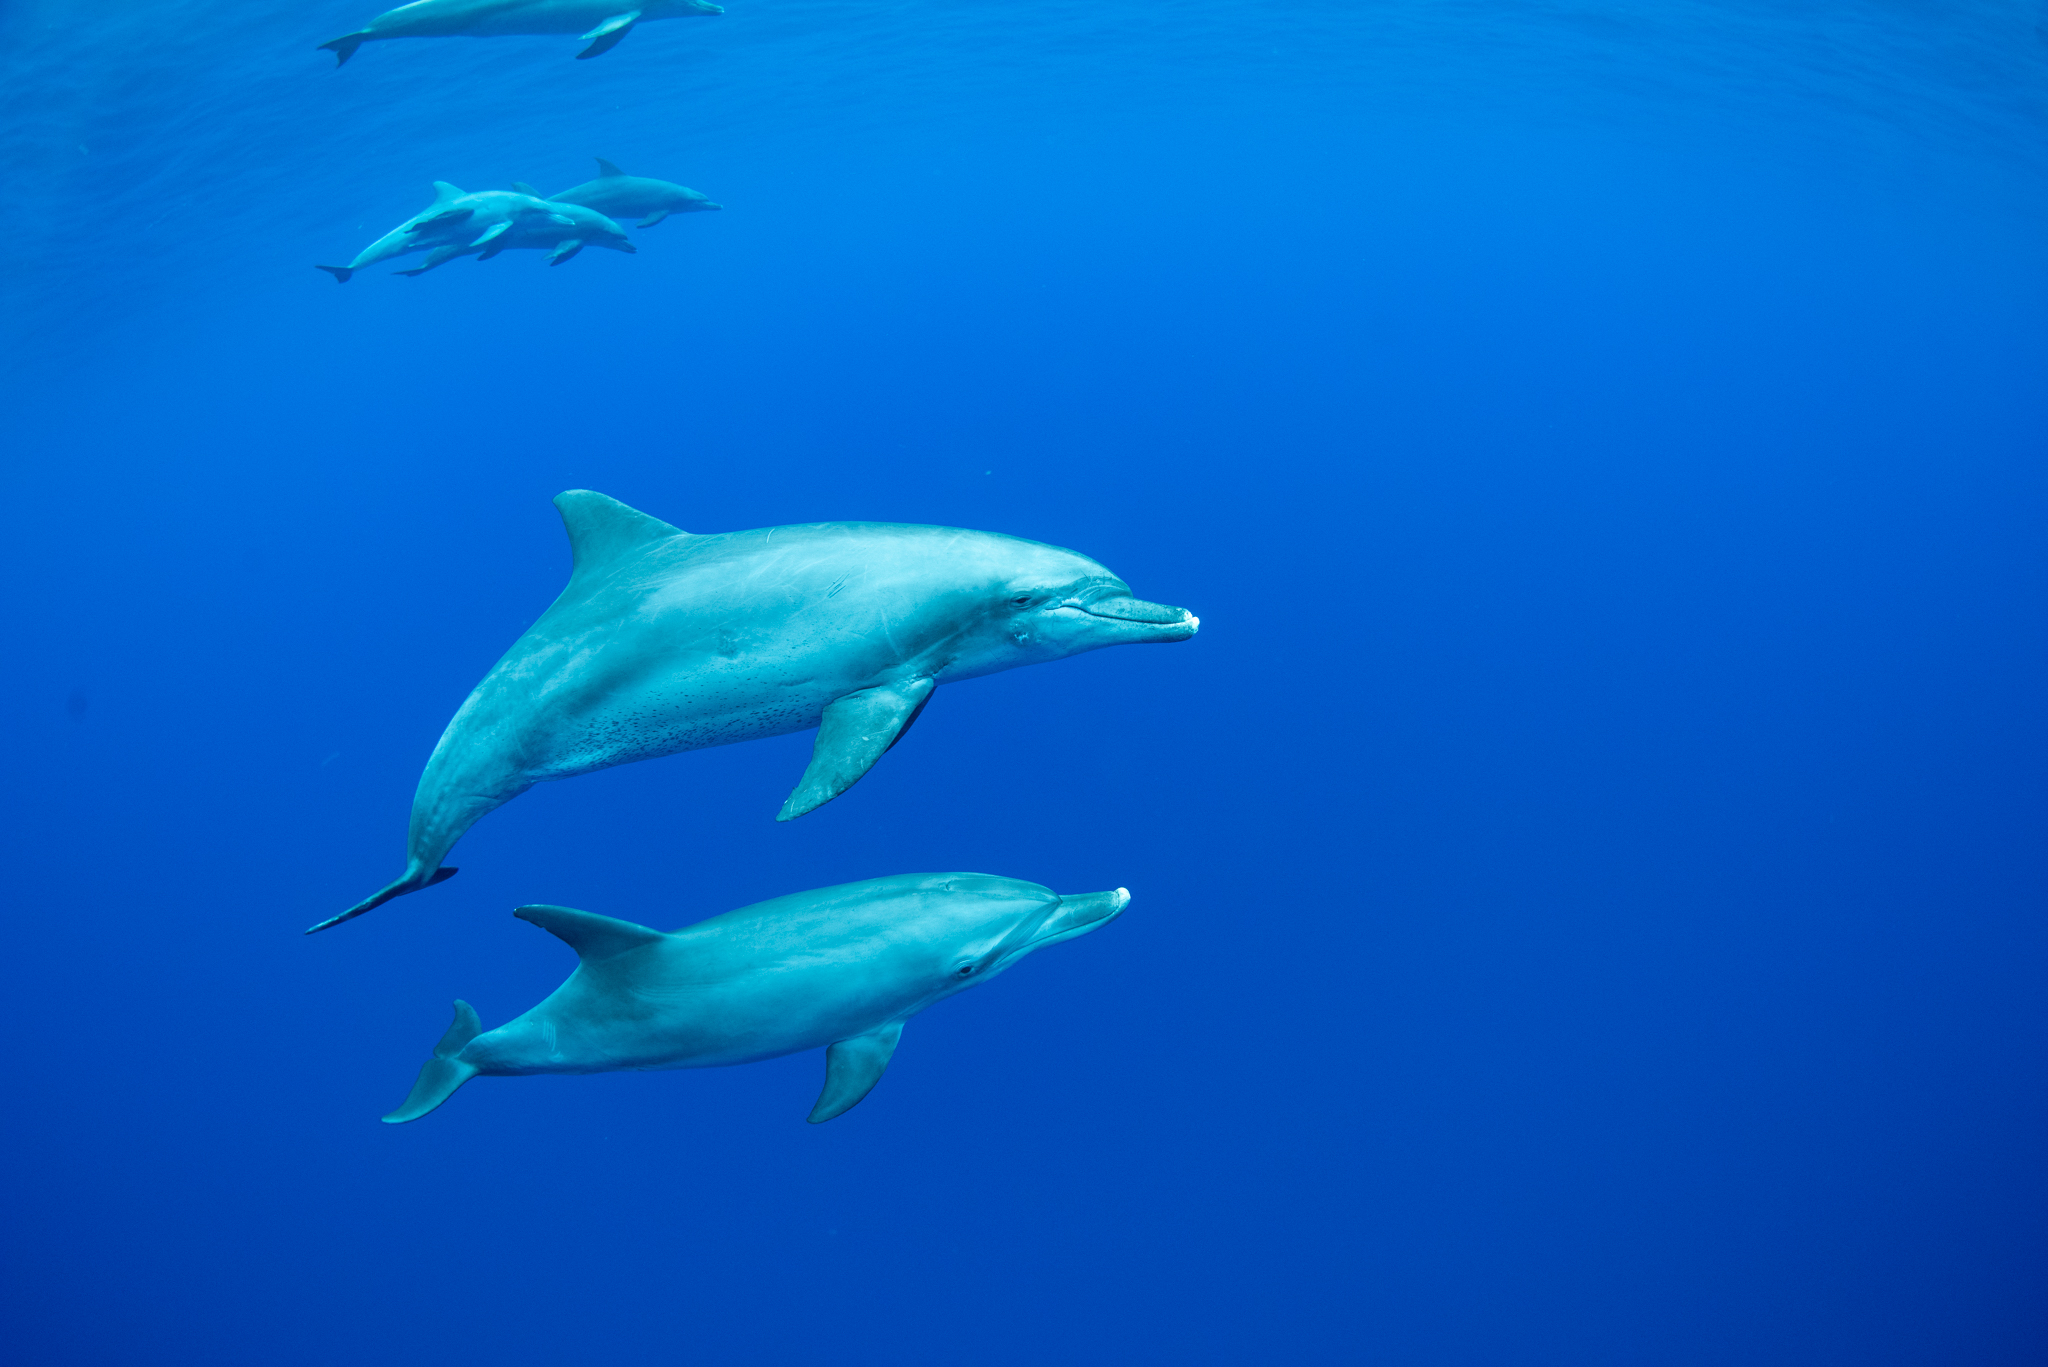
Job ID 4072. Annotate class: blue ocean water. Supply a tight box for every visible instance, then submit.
[4,0,2047,1361]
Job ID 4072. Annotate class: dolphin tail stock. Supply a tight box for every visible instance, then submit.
[318,32,367,66]
[383,1000,483,1124]
[314,264,353,283]
[306,864,459,935]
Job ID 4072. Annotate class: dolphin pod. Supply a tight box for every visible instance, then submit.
[313,490,1197,933]
[302,0,1195,1132]
[383,874,1131,1123]
[321,0,722,65]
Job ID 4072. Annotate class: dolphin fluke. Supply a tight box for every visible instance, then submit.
[319,32,367,66]
[315,264,353,283]
[307,865,459,934]
[383,1000,482,1123]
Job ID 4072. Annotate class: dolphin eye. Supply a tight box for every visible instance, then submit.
[956,963,975,977]
[1011,595,1033,606]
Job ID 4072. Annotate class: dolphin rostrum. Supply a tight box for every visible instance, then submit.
[531,158,722,228]
[316,183,633,282]
[320,0,722,65]
[383,875,1131,1124]
[313,491,1196,933]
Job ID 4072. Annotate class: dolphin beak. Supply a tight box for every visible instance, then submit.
[1029,888,1131,948]
[1080,596,1200,641]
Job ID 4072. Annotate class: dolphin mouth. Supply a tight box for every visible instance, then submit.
[1027,888,1130,949]
[1064,596,1199,637]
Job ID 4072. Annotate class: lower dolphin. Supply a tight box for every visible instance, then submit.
[314,490,1196,932]
[382,874,1131,1124]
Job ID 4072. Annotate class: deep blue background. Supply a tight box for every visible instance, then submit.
[3,0,2046,1362]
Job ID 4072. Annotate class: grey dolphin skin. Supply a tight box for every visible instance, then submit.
[317,183,633,282]
[312,491,1196,933]
[383,874,1131,1124]
[543,158,722,227]
[321,0,722,65]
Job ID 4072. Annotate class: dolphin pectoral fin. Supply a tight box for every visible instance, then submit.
[469,221,511,248]
[808,1022,904,1124]
[576,11,640,58]
[413,207,474,230]
[514,904,666,964]
[547,240,584,266]
[393,244,467,277]
[382,1000,483,1124]
[635,210,670,228]
[315,264,353,283]
[777,678,936,822]
[306,865,459,934]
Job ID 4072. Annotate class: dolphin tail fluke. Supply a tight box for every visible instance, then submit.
[383,1000,482,1123]
[314,264,353,283]
[306,865,459,934]
[319,33,367,66]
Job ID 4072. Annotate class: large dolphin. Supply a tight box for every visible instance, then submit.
[313,491,1196,932]
[317,183,630,281]
[382,874,1131,1124]
[527,158,722,227]
[320,0,722,64]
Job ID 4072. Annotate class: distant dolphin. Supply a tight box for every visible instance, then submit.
[320,0,722,64]
[313,491,1197,932]
[531,158,722,227]
[317,183,632,281]
[383,874,1131,1124]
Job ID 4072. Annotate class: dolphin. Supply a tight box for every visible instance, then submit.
[383,874,1131,1124]
[313,490,1196,933]
[316,183,628,281]
[527,158,722,228]
[320,0,722,64]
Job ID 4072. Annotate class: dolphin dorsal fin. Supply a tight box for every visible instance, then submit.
[510,181,542,196]
[594,157,627,178]
[430,180,466,203]
[552,490,686,583]
[515,905,666,963]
